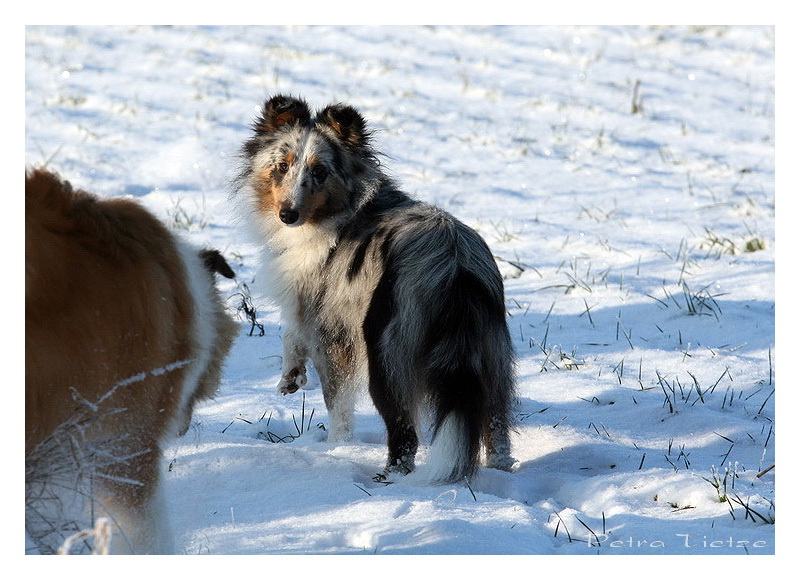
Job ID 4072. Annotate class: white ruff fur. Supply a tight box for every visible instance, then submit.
[254,217,336,303]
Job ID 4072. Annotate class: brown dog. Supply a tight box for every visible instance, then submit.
[25,168,237,554]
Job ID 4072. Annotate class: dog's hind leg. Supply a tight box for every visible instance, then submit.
[369,378,419,479]
[482,339,516,472]
[364,342,419,478]
[484,413,515,471]
[363,268,419,479]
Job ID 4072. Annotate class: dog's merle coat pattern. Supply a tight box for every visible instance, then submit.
[238,95,515,482]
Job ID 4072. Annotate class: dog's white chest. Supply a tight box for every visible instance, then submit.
[260,225,334,301]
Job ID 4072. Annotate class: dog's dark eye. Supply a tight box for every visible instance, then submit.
[277,161,290,173]
[311,165,328,182]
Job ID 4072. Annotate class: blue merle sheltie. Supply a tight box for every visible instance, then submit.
[236,94,515,483]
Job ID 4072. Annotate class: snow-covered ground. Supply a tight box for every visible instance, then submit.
[25,24,775,558]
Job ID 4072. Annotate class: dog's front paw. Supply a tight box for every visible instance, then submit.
[278,366,307,395]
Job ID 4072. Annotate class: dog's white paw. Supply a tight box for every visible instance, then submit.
[278,366,307,395]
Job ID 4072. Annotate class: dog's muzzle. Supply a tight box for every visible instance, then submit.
[279,208,300,225]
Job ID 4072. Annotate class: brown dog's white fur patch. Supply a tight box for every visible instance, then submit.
[25,168,237,554]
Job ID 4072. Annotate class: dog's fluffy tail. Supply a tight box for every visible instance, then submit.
[417,267,513,484]
[422,374,484,484]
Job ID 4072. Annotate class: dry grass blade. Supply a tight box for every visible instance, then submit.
[57,517,112,555]
[26,403,134,554]
[232,281,264,337]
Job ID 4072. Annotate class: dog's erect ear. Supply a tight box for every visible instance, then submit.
[317,104,370,148]
[254,95,311,135]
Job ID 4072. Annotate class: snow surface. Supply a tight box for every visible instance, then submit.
[25,24,775,559]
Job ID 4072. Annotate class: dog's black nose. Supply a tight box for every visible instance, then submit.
[279,208,300,224]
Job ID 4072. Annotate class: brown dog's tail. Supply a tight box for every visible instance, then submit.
[199,249,235,279]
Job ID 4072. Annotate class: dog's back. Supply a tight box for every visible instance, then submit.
[25,169,237,553]
[26,169,194,450]
[349,190,515,482]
